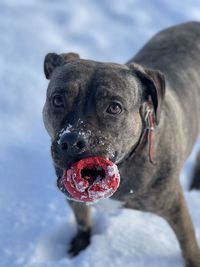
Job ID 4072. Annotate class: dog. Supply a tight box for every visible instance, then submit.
[43,22,200,267]
[191,151,200,190]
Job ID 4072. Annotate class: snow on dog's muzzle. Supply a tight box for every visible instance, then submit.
[58,157,120,202]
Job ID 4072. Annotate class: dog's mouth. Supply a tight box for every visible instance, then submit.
[81,167,106,185]
[57,157,120,203]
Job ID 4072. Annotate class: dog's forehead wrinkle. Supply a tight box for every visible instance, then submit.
[93,71,140,106]
[48,61,133,101]
[94,70,128,86]
[48,79,82,96]
[48,64,95,95]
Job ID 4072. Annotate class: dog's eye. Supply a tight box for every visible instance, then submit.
[106,102,122,115]
[52,95,64,108]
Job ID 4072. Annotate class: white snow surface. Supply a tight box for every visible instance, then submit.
[1,1,200,267]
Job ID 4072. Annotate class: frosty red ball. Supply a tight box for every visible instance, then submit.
[60,157,120,202]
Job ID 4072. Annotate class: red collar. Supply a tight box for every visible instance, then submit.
[120,103,156,166]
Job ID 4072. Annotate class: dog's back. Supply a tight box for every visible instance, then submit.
[131,22,200,155]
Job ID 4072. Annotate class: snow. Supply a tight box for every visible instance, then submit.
[57,124,73,144]
[107,164,119,177]
[17,191,200,267]
[1,1,200,267]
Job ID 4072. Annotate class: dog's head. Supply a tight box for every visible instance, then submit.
[43,52,165,178]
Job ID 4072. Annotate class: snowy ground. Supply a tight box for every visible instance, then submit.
[0,0,200,267]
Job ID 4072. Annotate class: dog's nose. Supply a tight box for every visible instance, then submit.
[59,132,87,155]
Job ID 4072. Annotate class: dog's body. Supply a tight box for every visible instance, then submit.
[43,22,200,267]
[191,151,200,190]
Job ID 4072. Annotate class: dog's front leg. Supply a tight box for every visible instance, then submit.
[163,186,200,267]
[67,201,91,256]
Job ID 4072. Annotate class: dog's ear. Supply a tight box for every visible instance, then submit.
[129,63,166,125]
[44,52,80,79]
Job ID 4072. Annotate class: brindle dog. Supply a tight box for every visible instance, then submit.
[43,22,200,267]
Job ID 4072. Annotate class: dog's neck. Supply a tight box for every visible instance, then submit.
[118,103,156,167]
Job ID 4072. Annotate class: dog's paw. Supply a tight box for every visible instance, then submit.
[68,229,91,257]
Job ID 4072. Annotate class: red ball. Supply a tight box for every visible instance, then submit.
[60,157,120,202]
